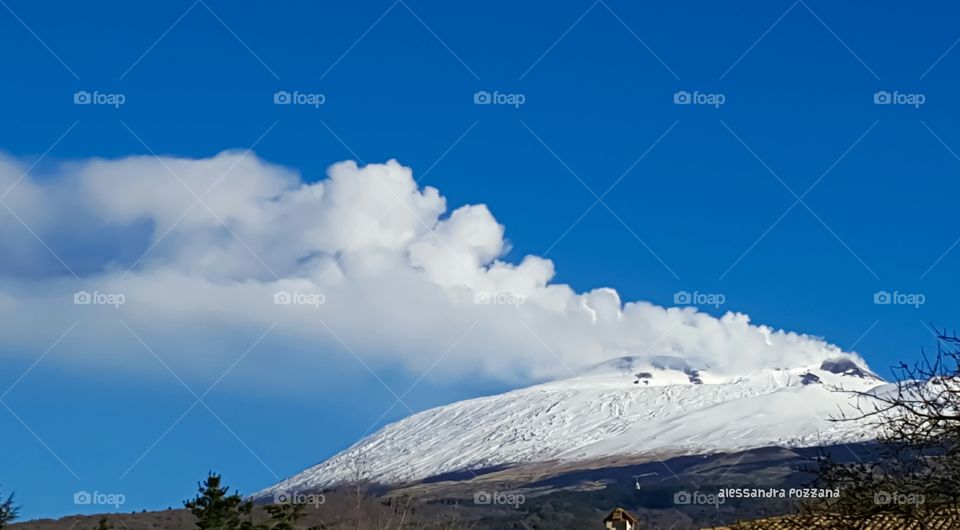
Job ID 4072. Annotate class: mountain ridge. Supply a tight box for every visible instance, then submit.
[258,356,888,498]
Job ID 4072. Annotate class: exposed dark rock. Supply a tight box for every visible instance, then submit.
[820,359,875,379]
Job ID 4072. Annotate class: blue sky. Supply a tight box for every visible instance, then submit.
[1,0,959,519]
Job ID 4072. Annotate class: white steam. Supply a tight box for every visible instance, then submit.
[0,152,863,383]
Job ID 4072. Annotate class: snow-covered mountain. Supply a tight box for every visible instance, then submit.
[260,356,890,497]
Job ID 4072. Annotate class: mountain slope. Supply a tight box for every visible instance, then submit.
[260,356,889,496]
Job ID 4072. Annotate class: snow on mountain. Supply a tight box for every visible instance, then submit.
[260,356,890,496]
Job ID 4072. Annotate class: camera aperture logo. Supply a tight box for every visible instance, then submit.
[74,91,126,108]
[274,290,325,308]
[74,490,125,508]
[273,490,325,507]
[674,90,725,108]
[873,290,925,308]
[74,290,125,308]
[473,490,525,508]
[873,90,925,108]
[674,290,725,308]
[274,90,326,108]
[473,90,525,108]
[673,490,725,507]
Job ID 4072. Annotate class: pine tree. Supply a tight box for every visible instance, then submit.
[0,489,18,529]
[184,473,255,530]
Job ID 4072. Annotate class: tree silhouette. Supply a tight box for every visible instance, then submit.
[0,489,18,529]
[781,328,960,528]
[262,503,307,530]
[184,473,255,530]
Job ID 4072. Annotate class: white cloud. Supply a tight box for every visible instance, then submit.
[0,152,862,385]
